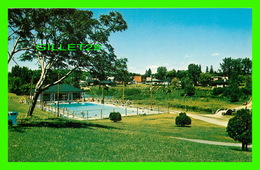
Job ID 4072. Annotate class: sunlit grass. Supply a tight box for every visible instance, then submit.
[8,93,251,162]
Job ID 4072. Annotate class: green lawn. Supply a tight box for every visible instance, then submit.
[8,93,251,162]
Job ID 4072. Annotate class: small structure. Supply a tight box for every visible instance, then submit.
[37,84,85,102]
[210,76,229,88]
[86,80,99,86]
[133,76,145,84]
[145,77,170,86]
[99,80,116,87]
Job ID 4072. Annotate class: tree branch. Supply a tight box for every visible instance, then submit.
[42,65,80,91]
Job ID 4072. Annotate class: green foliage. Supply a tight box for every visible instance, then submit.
[144,68,152,77]
[155,66,167,80]
[228,81,240,102]
[199,72,211,87]
[175,112,191,127]
[9,8,128,116]
[109,112,122,122]
[188,63,201,85]
[226,109,252,151]
[166,69,176,80]
[181,77,195,96]
[212,87,225,96]
[220,57,252,79]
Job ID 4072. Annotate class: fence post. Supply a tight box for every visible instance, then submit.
[73,111,75,118]
[158,106,159,114]
[87,111,89,120]
[137,107,139,115]
[125,107,127,116]
[81,111,85,118]
[101,109,103,119]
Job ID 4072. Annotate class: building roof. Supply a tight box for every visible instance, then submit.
[44,84,85,93]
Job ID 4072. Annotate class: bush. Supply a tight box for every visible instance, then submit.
[212,87,224,96]
[109,112,122,122]
[175,112,191,127]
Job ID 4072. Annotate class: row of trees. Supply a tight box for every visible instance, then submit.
[143,57,251,85]
[8,65,88,95]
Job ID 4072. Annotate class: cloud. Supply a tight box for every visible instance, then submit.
[211,53,220,56]
[184,54,192,58]
[146,65,159,73]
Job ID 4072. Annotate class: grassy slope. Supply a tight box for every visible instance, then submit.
[8,93,251,162]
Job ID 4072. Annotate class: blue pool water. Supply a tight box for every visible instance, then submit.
[54,102,149,119]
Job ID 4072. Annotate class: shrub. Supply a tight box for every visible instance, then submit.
[212,87,224,96]
[175,112,191,127]
[109,112,122,122]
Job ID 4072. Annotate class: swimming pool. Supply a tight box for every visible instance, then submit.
[53,102,153,119]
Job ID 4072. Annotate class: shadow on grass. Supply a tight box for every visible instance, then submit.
[175,125,192,128]
[231,147,252,152]
[8,118,120,133]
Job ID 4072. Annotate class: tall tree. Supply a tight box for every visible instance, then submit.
[166,69,176,80]
[241,58,252,75]
[9,9,127,116]
[206,66,209,73]
[209,65,214,74]
[220,57,233,78]
[188,63,201,86]
[113,58,131,83]
[155,66,167,80]
[145,68,152,77]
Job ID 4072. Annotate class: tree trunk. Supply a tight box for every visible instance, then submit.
[242,142,248,151]
[27,91,41,117]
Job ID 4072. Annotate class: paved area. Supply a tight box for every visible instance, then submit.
[170,137,252,148]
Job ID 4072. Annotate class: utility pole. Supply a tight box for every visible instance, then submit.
[150,86,153,109]
[184,94,187,112]
[101,84,104,104]
[122,81,125,104]
[57,72,60,117]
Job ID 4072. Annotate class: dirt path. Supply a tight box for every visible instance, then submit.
[170,137,252,148]
[170,100,252,127]
[171,110,228,127]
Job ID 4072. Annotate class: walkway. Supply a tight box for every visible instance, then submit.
[171,110,228,127]
[170,137,252,148]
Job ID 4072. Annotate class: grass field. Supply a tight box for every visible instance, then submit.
[8,93,252,162]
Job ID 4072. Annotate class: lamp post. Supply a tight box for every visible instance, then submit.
[184,94,187,112]
[122,81,125,104]
[150,86,153,109]
[57,72,60,117]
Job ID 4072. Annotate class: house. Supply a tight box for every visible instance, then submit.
[145,77,170,86]
[210,76,229,88]
[211,76,228,82]
[86,80,99,86]
[133,76,145,83]
[36,84,85,102]
[99,80,116,86]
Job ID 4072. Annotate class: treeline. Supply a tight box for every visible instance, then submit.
[132,57,252,102]
[8,65,87,95]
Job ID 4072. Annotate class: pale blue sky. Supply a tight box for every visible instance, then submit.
[9,8,252,74]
